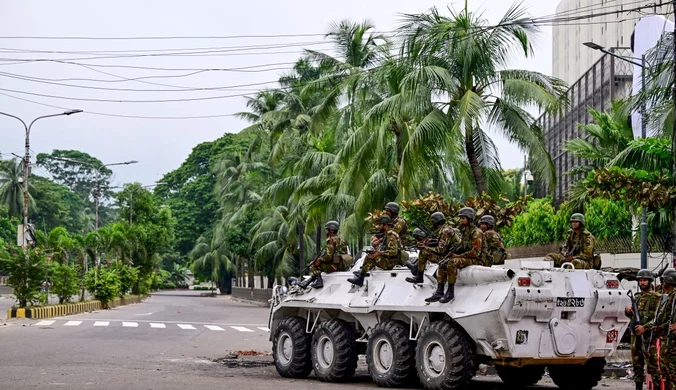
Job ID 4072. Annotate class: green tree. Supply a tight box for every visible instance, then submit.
[0,246,47,307]
[0,158,34,217]
[49,262,79,304]
[35,150,113,203]
[84,267,119,308]
[168,263,189,286]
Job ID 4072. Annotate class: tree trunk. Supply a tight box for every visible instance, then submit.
[298,223,305,271]
[465,130,488,195]
[390,122,404,169]
[259,273,264,289]
[217,270,232,295]
[316,225,322,256]
[247,258,254,289]
[267,276,274,289]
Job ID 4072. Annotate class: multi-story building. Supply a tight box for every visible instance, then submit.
[552,0,673,86]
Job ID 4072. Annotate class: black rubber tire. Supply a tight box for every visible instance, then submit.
[415,320,474,389]
[272,316,312,378]
[311,319,358,382]
[548,358,606,390]
[495,365,545,386]
[366,320,417,387]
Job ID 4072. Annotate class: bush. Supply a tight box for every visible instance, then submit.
[583,198,632,239]
[112,262,138,297]
[503,198,563,247]
[160,281,176,289]
[137,274,152,295]
[84,267,120,308]
[49,263,79,304]
[193,279,200,285]
[0,247,47,307]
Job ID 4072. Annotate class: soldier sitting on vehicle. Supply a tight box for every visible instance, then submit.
[439,207,486,304]
[544,213,596,269]
[404,228,428,275]
[624,269,663,390]
[478,215,508,266]
[372,202,409,247]
[298,220,349,289]
[348,215,400,287]
[405,212,461,303]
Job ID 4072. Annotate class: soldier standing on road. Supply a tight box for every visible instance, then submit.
[348,215,400,287]
[625,269,662,390]
[544,213,596,269]
[478,215,508,266]
[372,202,409,247]
[405,212,461,303]
[298,221,348,289]
[439,207,486,304]
[648,268,676,390]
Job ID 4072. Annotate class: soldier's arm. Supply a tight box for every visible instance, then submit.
[321,240,335,262]
[428,229,451,256]
[577,234,594,261]
[381,237,399,258]
[456,232,482,259]
[650,295,671,335]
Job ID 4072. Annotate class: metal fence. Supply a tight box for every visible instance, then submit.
[535,48,634,204]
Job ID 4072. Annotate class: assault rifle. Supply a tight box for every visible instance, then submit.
[411,218,439,248]
[628,290,646,354]
[667,294,676,348]
[300,248,327,275]
[648,294,669,353]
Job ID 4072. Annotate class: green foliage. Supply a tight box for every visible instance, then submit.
[0,246,47,307]
[84,267,119,307]
[0,206,18,244]
[583,198,632,239]
[36,150,113,203]
[112,262,138,297]
[502,198,564,247]
[168,263,189,286]
[0,158,34,217]
[49,262,80,304]
[31,176,87,233]
[583,167,676,209]
[160,281,176,289]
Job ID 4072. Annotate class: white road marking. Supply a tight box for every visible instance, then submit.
[150,323,166,328]
[93,321,109,327]
[177,324,196,330]
[134,312,153,316]
[64,321,82,327]
[35,320,55,326]
[257,327,270,332]
[231,326,253,332]
[122,322,138,327]
[204,325,224,331]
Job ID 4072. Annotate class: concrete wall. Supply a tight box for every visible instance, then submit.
[232,287,272,303]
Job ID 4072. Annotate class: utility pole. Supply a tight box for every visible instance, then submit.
[672,0,676,267]
[640,54,648,270]
[0,109,82,247]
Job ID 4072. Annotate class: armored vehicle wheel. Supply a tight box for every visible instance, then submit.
[366,320,417,387]
[311,319,358,382]
[548,358,605,390]
[415,320,473,389]
[495,365,545,386]
[272,316,312,378]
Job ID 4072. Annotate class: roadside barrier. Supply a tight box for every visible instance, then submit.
[6,295,147,319]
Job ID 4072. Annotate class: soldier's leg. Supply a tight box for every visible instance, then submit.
[572,258,592,270]
[361,256,376,273]
[631,336,645,384]
[544,253,564,267]
[661,343,676,390]
[446,257,473,285]
[648,340,662,384]
[436,264,447,284]
[417,251,429,273]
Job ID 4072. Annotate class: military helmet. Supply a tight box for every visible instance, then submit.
[636,269,654,281]
[287,276,298,286]
[458,207,476,220]
[375,215,393,225]
[479,215,495,227]
[662,268,676,285]
[431,212,446,225]
[570,213,586,226]
[325,220,339,231]
[384,202,400,214]
[412,228,427,240]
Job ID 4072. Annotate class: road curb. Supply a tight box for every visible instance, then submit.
[6,295,148,319]
[231,297,270,308]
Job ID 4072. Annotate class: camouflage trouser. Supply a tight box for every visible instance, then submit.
[311,260,340,276]
[661,338,676,390]
[545,253,592,269]
[631,335,661,383]
[446,257,478,284]
[362,255,397,273]
[416,250,447,283]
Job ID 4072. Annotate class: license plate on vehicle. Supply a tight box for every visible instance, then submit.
[556,297,585,307]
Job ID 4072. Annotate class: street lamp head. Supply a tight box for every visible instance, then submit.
[63,109,83,116]
[583,42,604,51]
[126,160,139,165]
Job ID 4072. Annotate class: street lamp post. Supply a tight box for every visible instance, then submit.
[583,42,648,269]
[0,109,83,247]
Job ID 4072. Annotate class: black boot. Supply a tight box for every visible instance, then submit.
[405,273,423,284]
[635,382,643,390]
[425,284,445,302]
[353,270,362,277]
[310,274,323,289]
[347,271,365,287]
[439,283,455,303]
[405,261,418,275]
[297,275,314,289]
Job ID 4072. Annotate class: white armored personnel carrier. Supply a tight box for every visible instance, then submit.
[268,250,631,389]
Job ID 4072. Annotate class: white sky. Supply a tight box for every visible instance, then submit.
[0,0,559,187]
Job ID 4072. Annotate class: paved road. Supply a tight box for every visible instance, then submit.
[0,291,637,390]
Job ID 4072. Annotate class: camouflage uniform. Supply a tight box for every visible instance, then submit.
[311,235,348,276]
[373,216,409,247]
[446,226,485,284]
[651,289,676,389]
[484,229,508,266]
[362,230,400,273]
[417,225,461,283]
[545,229,596,269]
[628,291,662,384]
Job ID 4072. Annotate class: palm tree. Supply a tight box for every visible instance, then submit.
[395,3,567,196]
[0,158,34,217]
[169,263,189,286]
[189,228,234,294]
